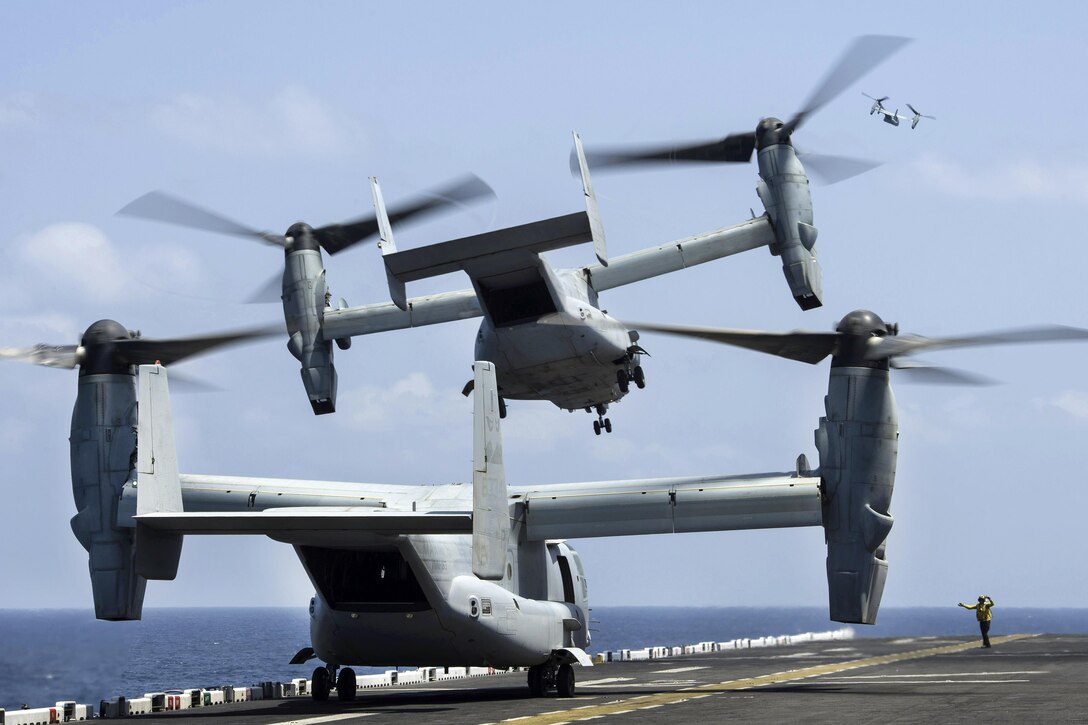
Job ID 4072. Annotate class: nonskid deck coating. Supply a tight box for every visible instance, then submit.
[95,634,1088,724]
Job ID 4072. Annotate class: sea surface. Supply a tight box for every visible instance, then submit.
[2,606,1086,710]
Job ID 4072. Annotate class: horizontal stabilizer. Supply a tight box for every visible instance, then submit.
[136,507,472,534]
[383,212,593,285]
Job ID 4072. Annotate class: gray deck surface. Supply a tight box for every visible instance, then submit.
[116,633,1088,724]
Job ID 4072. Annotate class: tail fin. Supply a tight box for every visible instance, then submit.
[370,176,408,310]
[135,364,184,580]
[572,131,608,266]
[471,360,509,580]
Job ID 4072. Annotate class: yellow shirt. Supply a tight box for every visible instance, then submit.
[963,599,994,621]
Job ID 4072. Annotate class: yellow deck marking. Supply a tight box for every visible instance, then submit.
[509,634,1035,724]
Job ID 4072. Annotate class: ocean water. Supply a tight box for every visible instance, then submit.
[2,606,1086,710]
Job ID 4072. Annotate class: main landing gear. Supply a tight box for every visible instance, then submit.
[615,364,645,394]
[311,664,357,701]
[527,662,577,698]
[591,403,612,436]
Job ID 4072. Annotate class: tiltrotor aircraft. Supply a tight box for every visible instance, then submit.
[5,308,1086,700]
[863,93,935,129]
[118,35,910,436]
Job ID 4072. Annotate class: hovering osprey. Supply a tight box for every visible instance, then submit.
[863,93,935,129]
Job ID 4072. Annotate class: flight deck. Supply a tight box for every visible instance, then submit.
[53,633,1087,724]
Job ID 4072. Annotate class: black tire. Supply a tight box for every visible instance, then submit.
[633,365,646,389]
[604,418,612,433]
[527,664,546,697]
[593,420,601,435]
[556,663,576,698]
[336,667,357,701]
[616,369,629,393]
[311,666,331,702]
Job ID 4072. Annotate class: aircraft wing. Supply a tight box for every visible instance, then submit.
[579,215,774,292]
[515,469,821,540]
[322,288,481,340]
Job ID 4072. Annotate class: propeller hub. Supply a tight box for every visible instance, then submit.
[755,117,792,150]
[79,319,133,376]
[284,222,320,255]
[832,309,890,370]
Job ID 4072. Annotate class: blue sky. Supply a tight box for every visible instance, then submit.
[2,2,1087,614]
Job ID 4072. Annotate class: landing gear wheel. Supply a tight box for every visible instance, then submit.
[311,666,331,702]
[616,369,630,394]
[336,667,357,701]
[633,365,646,389]
[498,396,507,419]
[593,420,602,436]
[527,664,546,697]
[604,418,612,433]
[556,663,576,698]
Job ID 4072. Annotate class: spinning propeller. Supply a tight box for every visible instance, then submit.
[578,35,911,184]
[632,310,1088,385]
[0,319,279,376]
[118,174,495,255]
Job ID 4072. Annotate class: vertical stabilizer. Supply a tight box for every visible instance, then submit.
[572,131,608,267]
[371,176,408,311]
[135,364,184,580]
[472,360,509,580]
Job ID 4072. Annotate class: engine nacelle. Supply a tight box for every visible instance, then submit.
[282,237,337,415]
[69,375,146,620]
[816,365,898,624]
[755,143,823,310]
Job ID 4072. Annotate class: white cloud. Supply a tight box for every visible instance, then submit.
[151,86,364,159]
[914,154,1088,203]
[338,372,467,433]
[1046,390,1088,421]
[1,223,205,313]
[17,223,127,303]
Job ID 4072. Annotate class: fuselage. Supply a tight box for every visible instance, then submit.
[473,259,636,410]
[304,534,589,667]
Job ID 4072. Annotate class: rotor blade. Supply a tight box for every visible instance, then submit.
[862,93,889,103]
[244,272,283,304]
[799,152,881,185]
[0,343,80,369]
[115,324,282,367]
[630,321,840,364]
[576,133,757,172]
[786,35,912,133]
[868,325,1088,361]
[890,359,996,386]
[165,370,224,393]
[118,191,286,247]
[315,174,495,255]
